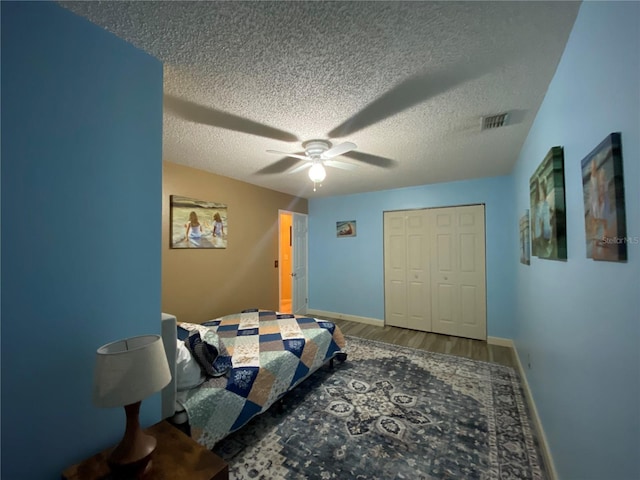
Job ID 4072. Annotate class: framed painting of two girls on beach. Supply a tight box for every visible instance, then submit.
[170,195,227,249]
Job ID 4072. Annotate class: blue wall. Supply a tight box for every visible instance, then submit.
[309,175,516,338]
[512,2,639,479]
[1,3,163,479]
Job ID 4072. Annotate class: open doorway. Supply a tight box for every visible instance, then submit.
[278,211,293,313]
[279,210,308,315]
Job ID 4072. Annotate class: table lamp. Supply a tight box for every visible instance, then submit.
[93,334,171,478]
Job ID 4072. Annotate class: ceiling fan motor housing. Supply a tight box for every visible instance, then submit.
[302,139,332,158]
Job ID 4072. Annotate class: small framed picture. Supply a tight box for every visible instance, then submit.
[336,220,356,237]
[581,132,627,262]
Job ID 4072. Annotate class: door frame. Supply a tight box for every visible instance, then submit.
[278,210,308,314]
[278,210,293,313]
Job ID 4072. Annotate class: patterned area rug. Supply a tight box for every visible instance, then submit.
[213,336,547,480]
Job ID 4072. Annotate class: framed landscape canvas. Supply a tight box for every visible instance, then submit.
[519,209,530,265]
[170,195,227,249]
[529,146,567,260]
[337,220,356,237]
[581,132,627,262]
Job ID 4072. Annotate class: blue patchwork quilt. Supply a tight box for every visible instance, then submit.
[177,309,346,448]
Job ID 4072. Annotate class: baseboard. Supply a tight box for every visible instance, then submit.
[487,336,514,347]
[511,343,558,480]
[306,309,384,326]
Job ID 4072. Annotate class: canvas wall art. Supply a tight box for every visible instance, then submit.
[337,220,356,237]
[580,132,627,262]
[529,146,567,260]
[519,209,531,265]
[170,195,227,249]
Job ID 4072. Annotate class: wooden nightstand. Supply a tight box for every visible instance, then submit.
[62,420,228,480]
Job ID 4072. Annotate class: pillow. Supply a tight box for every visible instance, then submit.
[177,325,190,341]
[184,331,230,377]
[175,339,205,391]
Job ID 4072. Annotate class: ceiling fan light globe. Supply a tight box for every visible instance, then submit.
[308,163,326,183]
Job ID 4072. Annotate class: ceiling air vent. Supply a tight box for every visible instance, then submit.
[481,112,509,130]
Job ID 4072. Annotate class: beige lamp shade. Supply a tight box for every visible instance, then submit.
[93,334,171,408]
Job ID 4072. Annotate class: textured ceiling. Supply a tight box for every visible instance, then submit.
[60,1,580,198]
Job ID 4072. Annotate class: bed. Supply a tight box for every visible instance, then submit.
[161,309,347,448]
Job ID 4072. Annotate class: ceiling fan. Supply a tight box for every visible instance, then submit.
[266,140,358,191]
[165,59,501,193]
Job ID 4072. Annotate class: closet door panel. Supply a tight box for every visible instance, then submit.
[384,212,408,328]
[431,205,486,340]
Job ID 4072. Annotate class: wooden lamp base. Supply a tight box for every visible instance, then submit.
[108,401,157,479]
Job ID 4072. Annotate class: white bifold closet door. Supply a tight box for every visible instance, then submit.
[384,209,432,331]
[384,204,487,340]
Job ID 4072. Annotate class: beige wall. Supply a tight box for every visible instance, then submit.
[162,162,308,323]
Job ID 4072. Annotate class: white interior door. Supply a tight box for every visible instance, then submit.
[431,205,486,340]
[292,213,308,315]
[384,211,407,328]
[384,210,431,331]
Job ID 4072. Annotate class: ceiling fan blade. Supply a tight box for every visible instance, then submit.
[165,95,298,142]
[266,150,310,161]
[342,151,398,169]
[255,157,302,175]
[328,60,498,138]
[288,162,313,174]
[321,141,357,159]
[324,159,358,171]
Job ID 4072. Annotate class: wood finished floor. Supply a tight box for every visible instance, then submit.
[319,317,518,369]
